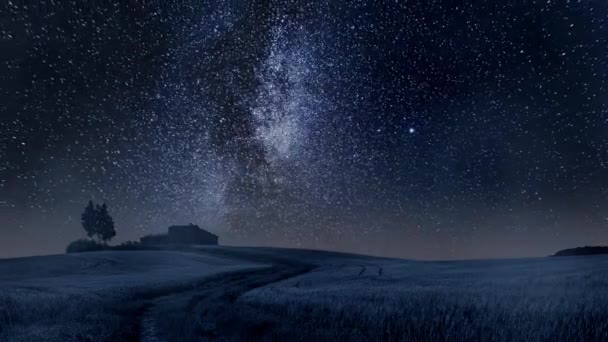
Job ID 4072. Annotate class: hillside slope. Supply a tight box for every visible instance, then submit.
[3,248,608,341]
[553,246,608,257]
[0,249,262,341]
[237,254,608,341]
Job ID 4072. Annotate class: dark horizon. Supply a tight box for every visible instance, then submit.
[2,1,608,260]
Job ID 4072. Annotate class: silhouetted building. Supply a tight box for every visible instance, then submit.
[140,224,218,245]
[168,224,218,245]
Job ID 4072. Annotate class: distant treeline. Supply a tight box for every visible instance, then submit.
[553,246,608,257]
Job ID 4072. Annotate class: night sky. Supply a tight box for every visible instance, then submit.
[2,1,608,259]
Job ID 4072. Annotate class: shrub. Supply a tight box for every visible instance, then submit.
[65,239,106,253]
[111,241,145,251]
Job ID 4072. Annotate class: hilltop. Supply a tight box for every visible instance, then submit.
[553,246,608,257]
[2,247,608,340]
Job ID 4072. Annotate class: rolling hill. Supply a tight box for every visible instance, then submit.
[1,247,608,341]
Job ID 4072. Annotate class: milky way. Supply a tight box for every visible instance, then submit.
[2,1,608,259]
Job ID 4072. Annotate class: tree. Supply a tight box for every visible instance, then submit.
[80,201,116,243]
[81,200,97,239]
[96,203,116,243]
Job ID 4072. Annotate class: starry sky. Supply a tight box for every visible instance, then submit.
[2,1,608,259]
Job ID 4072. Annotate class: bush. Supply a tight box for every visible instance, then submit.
[111,241,146,251]
[65,239,106,253]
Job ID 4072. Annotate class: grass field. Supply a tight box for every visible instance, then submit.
[0,250,259,341]
[237,255,608,341]
[1,248,608,341]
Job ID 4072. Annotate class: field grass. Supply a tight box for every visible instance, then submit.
[235,255,608,341]
[2,248,608,341]
[0,250,259,341]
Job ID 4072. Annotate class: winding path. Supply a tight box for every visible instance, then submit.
[134,250,312,341]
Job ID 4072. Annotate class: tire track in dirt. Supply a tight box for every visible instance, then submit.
[137,268,267,342]
[133,249,313,342]
[357,264,383,277]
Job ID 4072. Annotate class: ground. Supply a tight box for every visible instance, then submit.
[0,249,260,341]
[1,247,608,341]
